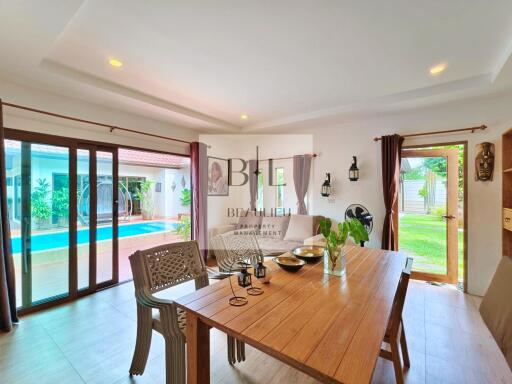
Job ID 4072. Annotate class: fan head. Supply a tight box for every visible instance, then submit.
[345,204,373,234]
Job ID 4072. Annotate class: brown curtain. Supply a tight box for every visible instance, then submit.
[0,100,18,332]
[381,134,404,251]
[190,142,208,261]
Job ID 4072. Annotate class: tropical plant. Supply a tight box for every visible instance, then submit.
[52,188,69,220]
[32,178,51,225]
[180,188,191,206]
[175,215,191,241]
[135,180,154,219]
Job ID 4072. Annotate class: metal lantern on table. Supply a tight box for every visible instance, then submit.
[237,263,252,288]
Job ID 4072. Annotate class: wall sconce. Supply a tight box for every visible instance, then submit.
[349,156,359,181]
[321,173,331,197]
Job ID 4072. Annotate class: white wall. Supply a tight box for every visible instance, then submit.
[0,77,197,155]
[201,134,314,229]
[299,91,512,296]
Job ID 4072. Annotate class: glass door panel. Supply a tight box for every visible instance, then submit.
[96,150,114,284]
[77,149,90,290]
[5,139,70,308]
[399,148,459,283]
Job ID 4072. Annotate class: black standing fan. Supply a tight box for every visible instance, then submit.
[345,204,373,246]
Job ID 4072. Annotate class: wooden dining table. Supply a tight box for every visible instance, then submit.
[175,246,407,384]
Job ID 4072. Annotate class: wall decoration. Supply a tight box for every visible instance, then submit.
[475,142,495,181]
[155,182,162,193]
[180,175,186,188]
[171,180,177,192]
[208,156,229,196]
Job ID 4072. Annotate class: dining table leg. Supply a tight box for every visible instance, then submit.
[186,311,210,384]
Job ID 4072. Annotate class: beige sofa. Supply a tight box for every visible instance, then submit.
[209,213,324,257]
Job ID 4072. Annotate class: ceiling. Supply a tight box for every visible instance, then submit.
[1,0,512,132]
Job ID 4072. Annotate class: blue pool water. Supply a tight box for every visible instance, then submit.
[11,221,178,254]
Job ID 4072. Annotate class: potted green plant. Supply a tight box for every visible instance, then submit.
[174,214,191,241]
[180,188,191,206]
[135,180,154,220]
[319,218,370,276]
[52,187,69,227]
[178,188,191,221]
[320,218,349,276]
[32,178,51,229]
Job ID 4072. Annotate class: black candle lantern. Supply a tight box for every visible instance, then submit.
[321,173,331,197]
[349,156,359,181]
[237,263,252,288]
[254,261,266,279]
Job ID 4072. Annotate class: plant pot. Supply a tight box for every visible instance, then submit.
[324,245,347,277]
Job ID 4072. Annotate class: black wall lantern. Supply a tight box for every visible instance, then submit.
[349,156,359,181]
[321,173,331,197]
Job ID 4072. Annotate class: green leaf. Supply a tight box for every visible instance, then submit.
[319,218,332,239]
[347,218,369,244]
[337,222,349,244]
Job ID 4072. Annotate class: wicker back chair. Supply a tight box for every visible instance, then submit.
[129,241,244,384]
[214,233,262,273]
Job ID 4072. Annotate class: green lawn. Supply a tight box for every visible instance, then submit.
[399,213,463,279]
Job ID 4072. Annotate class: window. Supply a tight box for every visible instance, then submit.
[275,167,284,215]
[257,169,264,210]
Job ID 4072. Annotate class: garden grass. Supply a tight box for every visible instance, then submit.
[399,213,464,279]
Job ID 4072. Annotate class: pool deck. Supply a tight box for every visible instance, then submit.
[13,217,186,308]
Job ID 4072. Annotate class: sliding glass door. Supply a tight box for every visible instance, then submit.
[4,128,190,313]
[5,135,119,312]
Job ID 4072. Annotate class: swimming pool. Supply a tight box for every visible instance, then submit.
[11,221,178,254]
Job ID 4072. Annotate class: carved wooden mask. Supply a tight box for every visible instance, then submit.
[475,142,495,181]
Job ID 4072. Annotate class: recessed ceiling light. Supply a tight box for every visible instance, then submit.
[109,58,123,68]
[429,63,446,76]
[240,114,249,120]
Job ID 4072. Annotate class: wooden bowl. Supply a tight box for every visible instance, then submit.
[273,255,306,272]
[292,245,325,263]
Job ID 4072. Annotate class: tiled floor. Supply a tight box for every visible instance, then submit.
[1,279,510,384]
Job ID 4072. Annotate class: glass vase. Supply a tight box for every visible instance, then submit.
[324,245,346,276]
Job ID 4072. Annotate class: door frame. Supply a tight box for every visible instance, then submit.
[77,144,119,292]
[4,128,190,314]
[399,141,468,290]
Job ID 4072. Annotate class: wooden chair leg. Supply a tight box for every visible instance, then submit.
[400,321,410,368]
[129,305,153,375]
[165,336,186,384]
[390,340,405,384]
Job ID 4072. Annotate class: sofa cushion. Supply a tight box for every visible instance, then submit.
[260,215,290,239]
[236,211,262,231]
[256,237,301,256]
[283,215,318,242]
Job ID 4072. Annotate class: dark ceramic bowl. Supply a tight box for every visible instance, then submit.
[273,255,306,272]
[292,245,325,263]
